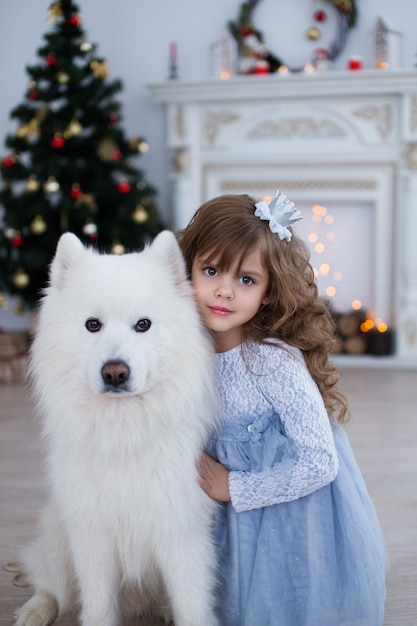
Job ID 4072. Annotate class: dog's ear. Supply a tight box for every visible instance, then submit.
[49,232,86,289]
[150,230,188,285]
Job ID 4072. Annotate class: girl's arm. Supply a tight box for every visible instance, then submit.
[228,347,339,513]
[198,451,230,502]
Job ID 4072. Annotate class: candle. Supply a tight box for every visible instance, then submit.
[170,42,177,62]
[168,42,179,80]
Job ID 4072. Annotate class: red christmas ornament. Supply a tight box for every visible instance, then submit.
[70,184,82,198]
[111,150,122,161]
[109,114,119,125]
[27,90,38,101]
[89,232,98,242]
[69,14,81,26]
[3,156,16,168]
[46,54,57,67]
[50,134,65,149]
[12,235,24,247]
[314,10,327,22]
[117,180,131,194]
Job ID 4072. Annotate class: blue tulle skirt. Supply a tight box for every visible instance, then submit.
[208,424,388,626]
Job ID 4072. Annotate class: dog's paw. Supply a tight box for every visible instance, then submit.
[14,593,58,626]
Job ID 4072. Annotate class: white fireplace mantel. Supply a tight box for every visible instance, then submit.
[149,69,417,366]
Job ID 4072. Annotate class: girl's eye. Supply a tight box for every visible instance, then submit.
[85,318,102,332]
[134,318,152,333]
[203,266,218,277]
[239,275,254,286]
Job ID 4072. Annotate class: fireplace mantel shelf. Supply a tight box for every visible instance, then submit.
[148,69,417,366]
[149,69,417,103]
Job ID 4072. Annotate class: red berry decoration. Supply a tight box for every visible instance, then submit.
[3,155,16,168]
[70,184,82,198]
[111,150,122,161]
[314,10,327,22]
[50,134,65,149]
[117,180,131,194]
[28,90,38,101]
[89,232,98,242]
[69,14,81,26]
[12,235,24,247]
[46,54,57,67]
[109,114,119,125]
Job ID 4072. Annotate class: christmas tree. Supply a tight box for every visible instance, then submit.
[0,0,165,311]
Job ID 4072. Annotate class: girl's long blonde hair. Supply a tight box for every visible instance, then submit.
[178,194,349,423]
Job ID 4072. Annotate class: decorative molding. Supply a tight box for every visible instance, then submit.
[409,96,417,134]
[247,118,346,140]
[351,103,392,139]
[406,143,417,170]
[172,104,184,140]
[220,180,377,192]
[171,147,188,173]
[204,111,240,144]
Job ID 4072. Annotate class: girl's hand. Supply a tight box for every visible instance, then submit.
[198,451,230,502]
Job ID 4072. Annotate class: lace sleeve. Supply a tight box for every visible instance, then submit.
[228,347,339,513]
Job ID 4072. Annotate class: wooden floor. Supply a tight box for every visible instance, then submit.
[1,368,416,625]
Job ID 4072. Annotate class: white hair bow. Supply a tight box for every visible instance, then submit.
[254,190,302,242]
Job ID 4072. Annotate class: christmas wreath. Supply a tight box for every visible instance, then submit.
[228,0,358,74]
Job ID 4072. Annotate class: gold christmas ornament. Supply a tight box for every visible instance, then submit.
[48,1,63,23]
[57,70,70,84]
[14,301,26,315]
[111,241,125,255]
[129,138,149,153]
[75,193,97,211]
[0,292,8,309]
[26,176,40,192]
[17,117,41,141]
[132,205,148,223]
[13,269,30,289]
[43,176,60,193]
[307,26,321,41]
[90,60,109,79]
[64,118,83,138]
[138,140,149,152]
[97,138,116,161]
[30,215,47,235]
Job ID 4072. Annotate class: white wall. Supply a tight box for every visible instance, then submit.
[0,0,416,329]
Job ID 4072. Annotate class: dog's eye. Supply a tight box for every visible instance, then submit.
[85,318,102,333]
[134,318,151,333]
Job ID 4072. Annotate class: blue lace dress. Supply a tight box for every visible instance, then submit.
[206,341,387,626]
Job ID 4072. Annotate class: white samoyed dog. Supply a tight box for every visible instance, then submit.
[15,231,219,626]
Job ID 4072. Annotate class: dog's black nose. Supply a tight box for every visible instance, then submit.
[101,360,130,388]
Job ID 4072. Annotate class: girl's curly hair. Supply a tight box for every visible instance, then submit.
[177,194,349,423]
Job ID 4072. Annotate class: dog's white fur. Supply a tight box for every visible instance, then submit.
[15,231,219,626]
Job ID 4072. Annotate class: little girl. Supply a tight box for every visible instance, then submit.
[178,191,388,626]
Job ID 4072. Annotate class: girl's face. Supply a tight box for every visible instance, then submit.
[191,248,269,353]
